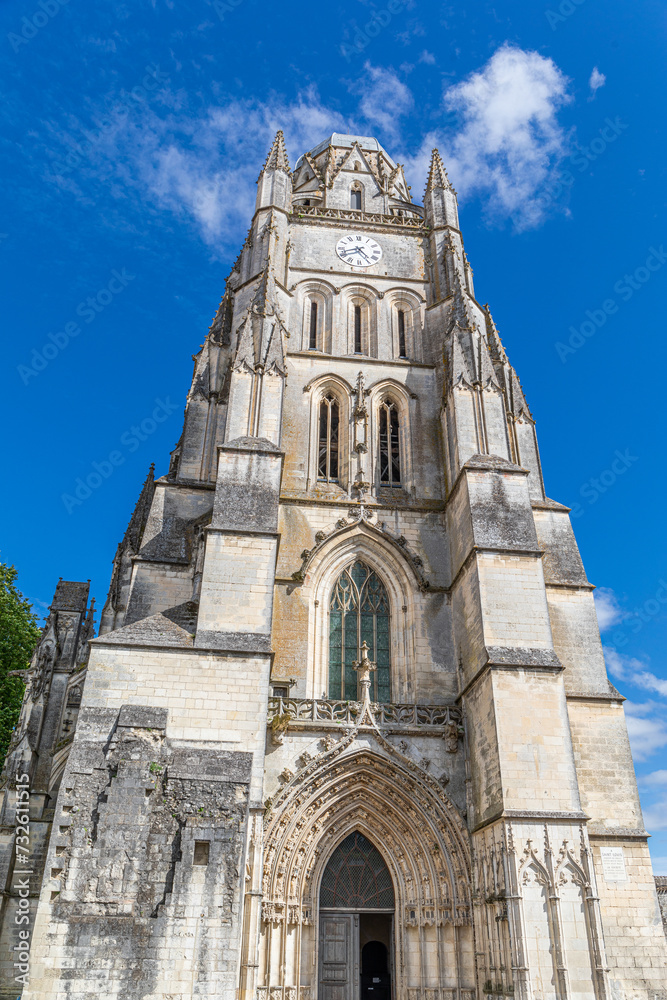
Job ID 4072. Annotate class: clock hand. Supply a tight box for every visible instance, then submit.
[341,246,371,263]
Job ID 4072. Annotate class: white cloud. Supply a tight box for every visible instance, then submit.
[624,701,667,761]
[42,47,575,246]
[639,770,667,788]
[356,64,414,145]
[419,50,436,65]
[589,67,606,97]
[408,43,572,231]
[48,87,348,249]
[642,797,667,832]
[594,587,624,631]
[602,646,642,681]
[604,647,667,698]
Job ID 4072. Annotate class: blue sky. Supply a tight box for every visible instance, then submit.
[2,0,666,867]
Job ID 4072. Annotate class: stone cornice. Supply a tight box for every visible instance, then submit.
[289,206,427,236]
[287,350,435,370]
[90,638,273,658]
[287,265,427,285]
[448,544,544,595]
[445,455,530,509]
[458,650,563,701]
[566,690,626,703]
[472,809,590,834]
[586,828,649,840]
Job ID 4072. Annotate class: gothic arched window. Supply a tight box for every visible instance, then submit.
[351,187,362,210]
[320,831,394,909]
[318,394,339,481]
[329,561,390,702]
[379,399,401,486]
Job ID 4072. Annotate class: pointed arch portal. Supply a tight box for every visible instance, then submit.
[257,744,474,1000]
[319,832,395,1000]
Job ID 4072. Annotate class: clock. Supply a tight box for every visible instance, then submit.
[336,234,383,268]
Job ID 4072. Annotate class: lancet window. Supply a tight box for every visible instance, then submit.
[329,561,390,703]
[318,393,340,481]
[351,187,362,210]
[397,308,407,358]
[309,301,318,349]
[354,305,362,353]
[379,399,401,486]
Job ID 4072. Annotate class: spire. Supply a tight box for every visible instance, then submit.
[76,598,96,667]
[476,329,497,386]
[232,314,256,372]
[509,367,533,419]
[125,465,156,553]
[483,303,508,365]
[424,148,452,194]
[251,255,277,317]
[449,262,475,333]
[260,130,291,176]
[448,326,475,388]
[263,321,287,376]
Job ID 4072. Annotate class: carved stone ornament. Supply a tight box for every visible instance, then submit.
[290,513,432,590]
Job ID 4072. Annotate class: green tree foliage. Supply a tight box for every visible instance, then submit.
[0,562,41,771]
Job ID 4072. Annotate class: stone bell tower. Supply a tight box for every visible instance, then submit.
[5,132,665,1000]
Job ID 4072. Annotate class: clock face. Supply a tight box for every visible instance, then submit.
[336,234,383,268]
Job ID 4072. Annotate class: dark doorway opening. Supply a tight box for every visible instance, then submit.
[360,914,392,1000]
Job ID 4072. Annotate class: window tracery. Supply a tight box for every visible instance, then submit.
[318,394,340,482]
[378,399,401,486]
[329,561,390,702]
[320,831,394,909]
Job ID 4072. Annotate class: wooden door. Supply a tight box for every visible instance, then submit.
[319,913,358,1000]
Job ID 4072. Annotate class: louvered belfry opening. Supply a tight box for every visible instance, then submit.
[320,832,395,909]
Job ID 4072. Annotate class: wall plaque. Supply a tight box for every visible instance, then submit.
[600,846,627,882]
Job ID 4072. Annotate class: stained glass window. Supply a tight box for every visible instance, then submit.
[329,561,391,702]
[320,831,394,909]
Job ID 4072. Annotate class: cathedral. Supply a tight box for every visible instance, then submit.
[1,132,665,1000]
